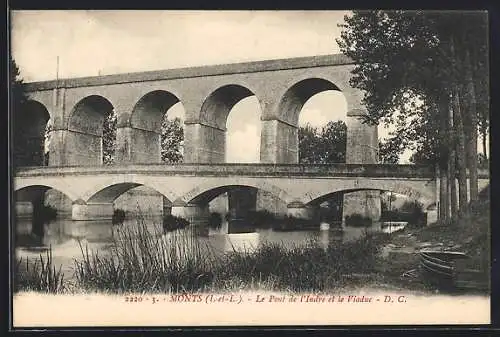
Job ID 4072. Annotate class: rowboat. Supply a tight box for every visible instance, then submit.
[419,250,489,291]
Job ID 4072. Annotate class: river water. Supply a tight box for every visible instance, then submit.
[14,215,406,282]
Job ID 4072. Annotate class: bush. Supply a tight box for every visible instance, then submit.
[40,205,57,223]
[213,231,383,292]
[112,208,126,225]
[271,215,318,232]
[380,198,426,226]
[247,210,276,229]
[163,214,190,232]
[345,213,372,227]
[208,212,223,230]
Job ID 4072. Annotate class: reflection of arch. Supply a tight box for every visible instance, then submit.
[277,78,341,126]
[179,179,292,205]
[68,95,114,136]
[14,184,75,204]
[200,85,259,130]
[131,90,182,133]
[14,100,51,166]
[82,178,175,204]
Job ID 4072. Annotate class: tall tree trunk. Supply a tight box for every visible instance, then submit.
[482,131,488,159]
[448,92,458,221]
[463,49,479,202]
[438,94,450,222]
[453,87,469,216]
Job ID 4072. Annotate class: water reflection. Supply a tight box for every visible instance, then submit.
[14,216,406,281]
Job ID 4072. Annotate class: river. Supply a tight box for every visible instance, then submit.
[14,215,406,282]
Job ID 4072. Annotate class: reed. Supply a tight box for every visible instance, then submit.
[14,246,65,293]
[74,213,216,293]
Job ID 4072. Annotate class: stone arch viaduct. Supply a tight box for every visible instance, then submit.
[13,54,489,226]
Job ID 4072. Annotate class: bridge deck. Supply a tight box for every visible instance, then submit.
[15,164,441,179]
[24,54,354,91]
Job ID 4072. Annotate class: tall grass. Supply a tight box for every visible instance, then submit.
[74,214,217,293]
[14,246,65,293]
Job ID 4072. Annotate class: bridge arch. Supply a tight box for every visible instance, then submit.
[276,77,343,127]
[14,100,51,166]
[130,90,182,134]
[300,180,436,211]
[81,176,176,205]
[14,184,76,204]
[14,181,79,202]
[178,179,292,205]
[68,95,115,136]
[200,84,260,130]
[194,84,263,163]
[67,95,115,166]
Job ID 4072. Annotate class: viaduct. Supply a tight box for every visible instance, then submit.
[12,54,488,228]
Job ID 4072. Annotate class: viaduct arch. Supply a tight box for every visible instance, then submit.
[21,54,378,167]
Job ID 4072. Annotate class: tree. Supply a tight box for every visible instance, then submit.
[102,110,117,165]
[11,58,30,167]
[337,10,488,220]
[298,121,346,164]
[378,139,401,164]
[161,117,184,163]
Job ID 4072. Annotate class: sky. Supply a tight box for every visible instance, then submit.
[11,10,416,163]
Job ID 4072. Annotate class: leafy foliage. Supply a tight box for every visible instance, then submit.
[161,117,184,163]
[102,110,117,165]
[11,58,32,167]
[337,10,488,167]
[298,120,347,164]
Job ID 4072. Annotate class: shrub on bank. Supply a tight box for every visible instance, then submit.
[270,215,320,232]
[213,231,384,291]
[163,214,190,232]
[14,246,65,293]
[248,210,276,229]
[208,212,223,230]
[39,205,57,223]
[380,200,426,226]
[345,213,373,227]
[112,208,126,225]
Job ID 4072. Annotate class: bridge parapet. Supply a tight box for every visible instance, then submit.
[15,163,441,179]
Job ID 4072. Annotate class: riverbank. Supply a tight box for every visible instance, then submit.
[375,186,490,294]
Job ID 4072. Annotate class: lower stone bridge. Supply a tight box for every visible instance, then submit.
[13,164,489,225]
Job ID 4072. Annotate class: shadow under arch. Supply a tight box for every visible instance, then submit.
[14,100,51,167]
[276,77,342,127]
[68,95,115,135]
[67,95,115,165]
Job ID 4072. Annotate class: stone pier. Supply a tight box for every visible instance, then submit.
[72,202,114,221]
[343,108,381,224]
[170,203,210,236]
[286,202,314,219]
